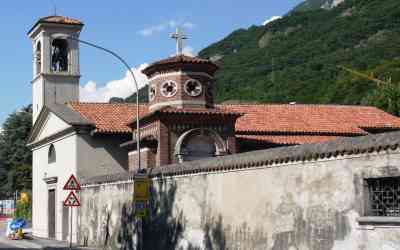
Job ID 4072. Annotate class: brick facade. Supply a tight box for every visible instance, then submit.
[128,148,156,172]
[148,72,213,110]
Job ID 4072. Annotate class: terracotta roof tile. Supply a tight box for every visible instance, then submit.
[219,104,400,135]
[38,15,83,25]
[158,107,242,116]
[68,102,148,134]
[237,135,340,145]
[142,55,218,75]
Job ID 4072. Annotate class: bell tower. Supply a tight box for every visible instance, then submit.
[28,16,83,124]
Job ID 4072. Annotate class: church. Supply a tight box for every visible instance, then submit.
[27,15,400,243]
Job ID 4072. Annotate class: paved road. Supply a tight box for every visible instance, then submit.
[0,220,97,250]
[0,241,30,249]
[0,219,36,249]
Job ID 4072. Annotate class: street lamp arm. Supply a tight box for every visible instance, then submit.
[63,35,141,172]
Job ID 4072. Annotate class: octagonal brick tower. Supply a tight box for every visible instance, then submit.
[142,55,218,111]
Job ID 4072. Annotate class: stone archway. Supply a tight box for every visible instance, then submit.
[175,128,227,162]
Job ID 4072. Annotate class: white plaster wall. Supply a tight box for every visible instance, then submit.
[32,132,78,242]
[76,134,129,179]
[32,78,44,124]
[167,150,400,250]
[36,113,71,141]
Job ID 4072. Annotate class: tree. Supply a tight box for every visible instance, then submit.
[367,83,400,116]
[0,105,32,196]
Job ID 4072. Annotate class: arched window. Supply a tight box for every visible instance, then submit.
[175,129,227,162]
[51,39,69,72]
[48,144,56,164]
[181,134,216,161]
[35,41,42,75]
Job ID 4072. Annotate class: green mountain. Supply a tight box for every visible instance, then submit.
[292,0,345,12]
[196,0,400,107]
[126,0,400,115]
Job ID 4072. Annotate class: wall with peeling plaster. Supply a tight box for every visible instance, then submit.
[78,148,400,250]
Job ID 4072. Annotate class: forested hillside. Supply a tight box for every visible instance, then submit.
[292,0,345,12]
[126,0,400,115]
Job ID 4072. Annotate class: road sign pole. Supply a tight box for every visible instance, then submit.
[69,207,73,249]
[138,218,143,250]
[63,174,81,250]
[134,173,149,250]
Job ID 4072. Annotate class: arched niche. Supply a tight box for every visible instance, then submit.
[51,38,69,72]
[175,128,227,162]
[48,144,56,164]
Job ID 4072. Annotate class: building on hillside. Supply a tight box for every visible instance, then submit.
[27,15,400,242]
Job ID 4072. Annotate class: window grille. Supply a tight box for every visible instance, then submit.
[367,177,400,216]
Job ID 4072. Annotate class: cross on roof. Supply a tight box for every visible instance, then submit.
[170,27,188,55]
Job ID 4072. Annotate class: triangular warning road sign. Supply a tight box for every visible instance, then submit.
[63,174,81,190]
[63,191,80,207]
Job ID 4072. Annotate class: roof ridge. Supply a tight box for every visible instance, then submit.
[219,103,377,108]
[69,101,148,106]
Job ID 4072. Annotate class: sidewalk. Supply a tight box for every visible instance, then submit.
[0,236,99,249]
[0,219,98,249]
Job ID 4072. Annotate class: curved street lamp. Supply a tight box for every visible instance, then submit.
[63,36,141,172]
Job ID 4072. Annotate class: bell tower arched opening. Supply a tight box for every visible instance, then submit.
[35,41,42,75]
[51,39,69,72]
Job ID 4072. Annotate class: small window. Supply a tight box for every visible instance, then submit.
[366,177,400,217]
[48,144,56,164]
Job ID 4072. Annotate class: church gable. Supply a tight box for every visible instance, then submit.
[34,111,72,143]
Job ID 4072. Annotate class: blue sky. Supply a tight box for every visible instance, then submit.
[1,0,303,124]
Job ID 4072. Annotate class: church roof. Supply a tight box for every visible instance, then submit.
[142,55,218,76]
[37,15,83,25]
[68,102,148,134]
[128,106,242,126]
[28,15,83,35]
[236,135,340,145]
[220,104,400,135]
[67,102,400,145]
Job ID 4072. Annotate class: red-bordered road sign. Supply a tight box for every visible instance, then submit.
[63,191,80,207]
[63,174,81,191]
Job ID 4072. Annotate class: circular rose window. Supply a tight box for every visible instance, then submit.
[160,80,178,98]
[184,80,202,97]
[149,85,156,101]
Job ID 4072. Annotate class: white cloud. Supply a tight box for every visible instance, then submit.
[170,46,196,57]
[262,16,282,26]
[182,22,195,29]
[138,20,195,37]
[182,46,195,57]
[80,64,149,102]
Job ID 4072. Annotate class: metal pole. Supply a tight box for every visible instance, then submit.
[64,36,141,172]
[70,207,72,249]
